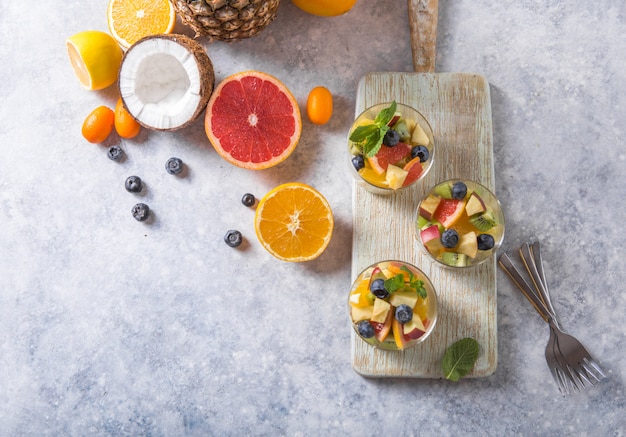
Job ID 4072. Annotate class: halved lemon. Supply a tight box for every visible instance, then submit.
[107,0,176,49]
[66,30,123,91]
[254,183,334,262]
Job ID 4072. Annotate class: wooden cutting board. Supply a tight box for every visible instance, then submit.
[350,0,497,378]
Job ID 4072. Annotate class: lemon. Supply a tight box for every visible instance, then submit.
[66,30,123,91]
[291,0,358,17]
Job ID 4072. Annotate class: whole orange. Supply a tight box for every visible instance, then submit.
[306,86,333,125]
[114,98,141,139]
[82,106,115,143]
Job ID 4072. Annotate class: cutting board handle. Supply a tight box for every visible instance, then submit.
[408,0,439,73]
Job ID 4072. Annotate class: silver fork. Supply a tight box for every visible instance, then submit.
[523,243,606,385]
[521,242,606,388]
[498,253,574,393]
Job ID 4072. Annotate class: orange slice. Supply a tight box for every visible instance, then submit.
[205,70,302,170]
[254,183,334,262]
[107,0,176,49]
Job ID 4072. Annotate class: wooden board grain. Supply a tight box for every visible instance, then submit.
[350,72,497,378]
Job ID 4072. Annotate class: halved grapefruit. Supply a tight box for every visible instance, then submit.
[205,70,302,170]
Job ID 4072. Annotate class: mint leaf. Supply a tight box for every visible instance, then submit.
[374,101,397,127]
[349,124,379,143]
[349,101,398,159]
[364,126,386,158]
[384,274,405,294]
[400,266,427,298]
[442,338,480,382]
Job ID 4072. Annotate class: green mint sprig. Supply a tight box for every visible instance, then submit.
[349,101,397,158]
[442,338,480,382]
[400,266,427,298]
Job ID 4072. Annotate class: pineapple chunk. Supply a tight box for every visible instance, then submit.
[411,121,429,146]
[385,164,408,190]
[351,305,373,322]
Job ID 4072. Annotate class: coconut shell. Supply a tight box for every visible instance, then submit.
[118,34,215,131]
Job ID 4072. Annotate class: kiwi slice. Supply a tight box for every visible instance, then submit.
[441,252,469,267]
[434,183,453,198]
[469,210,497,231]
[417,215,430,230]
[392,119,411,143]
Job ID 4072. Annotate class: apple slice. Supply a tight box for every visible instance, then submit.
[419,194,442,221]
[420,224,440,245]
[403,315,426,339]
[373,308,393,342]
[401,156,424,187]
[370,297,391,323]
[389,289,419,308]
[457,231,478,258]
[465,192,486,216]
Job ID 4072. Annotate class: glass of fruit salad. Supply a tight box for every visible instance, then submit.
[349,260,438,351]
[416,179,505,268]
[348,101,435,194]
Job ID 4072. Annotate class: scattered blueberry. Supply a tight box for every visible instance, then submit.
[107,145,124,161]
[477,234,495,250]
[382,129,400,147]
[241,193,256,207]
[370,278,389,299]
[224,230,243,248]
[395,304,413,324]
[165,157,184,175]
[411,145,429,162]
[131,203,150,221]
[451,181,468,200]
[352,155,365,171]
[356,320,375,338]
[125,176,142,193]
[441,229,460,248]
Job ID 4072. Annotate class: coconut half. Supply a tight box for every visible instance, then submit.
[118,34,215,131]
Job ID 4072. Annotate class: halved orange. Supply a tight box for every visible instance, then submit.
[107,0,176,49]
[205,71,302,170]
[254,183,334,262]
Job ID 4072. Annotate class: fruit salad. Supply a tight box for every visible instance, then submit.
[349,260,438,351]
[348,101,434,193]
[416,179,505,267]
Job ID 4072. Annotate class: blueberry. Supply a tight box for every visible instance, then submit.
[224,230,243,248]
[411,145,429,162]
[352,155,365,171]
[451,181,468,200]
[356,320,375,338]
[477,234,495,250]
[131,203,150,221]
[370,278,389,299]
[125,176,142,193]
[441,229,459,248]
[395,304,413,324]
[165,157,184,175]
[241,193,256,207]
[107,145,124,161]
[382,129,400,147]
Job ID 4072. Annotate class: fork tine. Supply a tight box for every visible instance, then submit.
[555,368,570,394]
[572,364,593,387]
[582,358,606,381]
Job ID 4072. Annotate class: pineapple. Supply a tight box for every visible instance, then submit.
[170,0,280,42]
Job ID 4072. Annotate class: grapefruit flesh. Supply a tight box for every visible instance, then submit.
[205,71,302,170]
[367,142,411,174]
[433,199,466,228]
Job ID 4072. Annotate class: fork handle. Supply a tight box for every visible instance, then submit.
[499,253,552,323]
